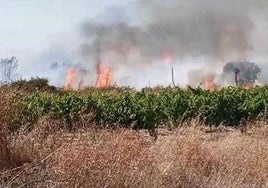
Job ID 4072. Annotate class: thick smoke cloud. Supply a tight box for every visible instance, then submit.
[77,0,268,87]
[82,0,267,59]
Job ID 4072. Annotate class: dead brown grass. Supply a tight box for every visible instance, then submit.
[0,121,267,187]
[0,125,13,170]
[0,87,17,170]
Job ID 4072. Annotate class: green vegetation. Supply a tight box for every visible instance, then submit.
[4,78,267,132]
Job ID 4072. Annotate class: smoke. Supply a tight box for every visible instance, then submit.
[56,0,268,88]
[82,1,268,57]
[221,61,261,86]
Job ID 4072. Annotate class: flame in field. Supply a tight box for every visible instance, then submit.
[164,53,172,65]
[205,75,216,91]
[64,67,85,90]
[95,62,112,87]
[65,68,76,90]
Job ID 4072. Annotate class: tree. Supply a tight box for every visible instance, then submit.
[0,57,18,84]
[222,61,262,86]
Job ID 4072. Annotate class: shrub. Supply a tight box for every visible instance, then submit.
[11,85,268,131]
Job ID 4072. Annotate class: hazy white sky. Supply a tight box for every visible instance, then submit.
[0,0,134,76]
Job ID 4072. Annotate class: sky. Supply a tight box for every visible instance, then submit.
[0,0,134,79]
[0,0,268,87]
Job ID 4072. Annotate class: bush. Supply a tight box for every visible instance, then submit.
[9,85,267,131]
[6,77,57,93]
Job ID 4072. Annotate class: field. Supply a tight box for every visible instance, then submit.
[0,78,267,187]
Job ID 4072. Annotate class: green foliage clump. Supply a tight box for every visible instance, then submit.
[9,85,268,132]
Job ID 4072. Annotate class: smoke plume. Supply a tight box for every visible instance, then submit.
[222,61,261,85]
[76,0,268,87]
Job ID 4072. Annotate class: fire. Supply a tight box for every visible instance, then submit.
[95,62,112,87]
[65,67,76,90]
[64,67,85,90]
[205,75,216,91]
[164,53,172,65]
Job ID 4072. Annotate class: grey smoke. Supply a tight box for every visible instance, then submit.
[81,0,268,61]
[50,61,66,70]
[222,61,262,85]
[69,0,268,87]
[50,61,88,73]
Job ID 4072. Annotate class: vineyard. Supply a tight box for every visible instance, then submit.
[3,79,268,132]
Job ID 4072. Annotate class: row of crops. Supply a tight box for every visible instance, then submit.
[8,85,267,131]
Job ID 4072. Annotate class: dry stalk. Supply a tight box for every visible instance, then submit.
[0,124,13,169]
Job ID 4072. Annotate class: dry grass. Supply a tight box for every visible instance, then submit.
[0,125,13,170]
[0,120,267,187]
[0,87,17,170]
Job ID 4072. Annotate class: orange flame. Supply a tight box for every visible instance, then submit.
[65,67,76,90]
[64,67,85,90]
[205,75,216,91]
[95,63,112,87]
[164,53,172,65]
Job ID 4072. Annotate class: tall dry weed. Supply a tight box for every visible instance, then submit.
[0,89,14,170]
[0,125,13,170]
[0,122,267,187]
